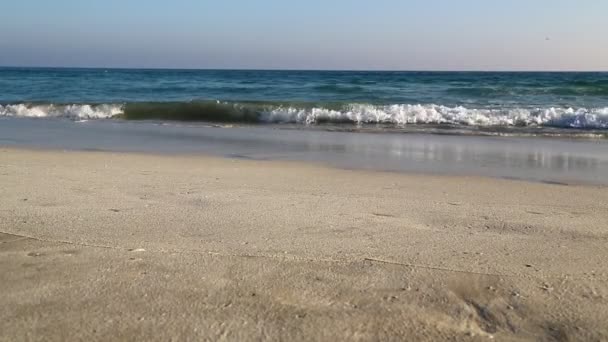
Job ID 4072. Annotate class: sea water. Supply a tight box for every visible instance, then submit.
[1,68,607,131]
[1,68,607,183]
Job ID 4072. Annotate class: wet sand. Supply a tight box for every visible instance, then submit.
[1,147,607,341]
[2,117,608,185]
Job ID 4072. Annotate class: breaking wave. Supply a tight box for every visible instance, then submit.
[1,101,608,129]
[0,103,122,120]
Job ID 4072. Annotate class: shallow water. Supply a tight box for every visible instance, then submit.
[2,117,607,185]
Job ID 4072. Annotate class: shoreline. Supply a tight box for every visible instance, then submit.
[1,147,607,340]
[3,144,606,188]
[2,117,608,185]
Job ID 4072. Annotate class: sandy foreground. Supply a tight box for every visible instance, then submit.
[1,147,607,341]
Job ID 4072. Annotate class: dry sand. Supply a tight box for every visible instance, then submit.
[1,147,607,341]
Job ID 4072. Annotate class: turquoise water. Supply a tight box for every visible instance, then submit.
[1,68,608,183]
[1,68,608,131]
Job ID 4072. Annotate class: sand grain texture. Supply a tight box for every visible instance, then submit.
[1,148,607,341]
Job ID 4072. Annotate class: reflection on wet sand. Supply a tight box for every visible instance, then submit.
[1,117,607,184]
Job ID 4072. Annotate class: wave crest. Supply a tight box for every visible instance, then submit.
[260,104,608,128]
[0,103,122,119]
[1,102,607,129]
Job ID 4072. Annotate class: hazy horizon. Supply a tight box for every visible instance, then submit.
[2,66,608,73]
[1,0,607,71]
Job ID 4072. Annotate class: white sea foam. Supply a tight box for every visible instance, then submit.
[0,104,123,119]
[260,104,608,128]
[1,102,607,129]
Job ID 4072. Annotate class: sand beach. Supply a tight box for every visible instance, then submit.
[1,147,607,341]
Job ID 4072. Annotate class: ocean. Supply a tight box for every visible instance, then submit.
[1,68,608,134]
[1,67,608,184]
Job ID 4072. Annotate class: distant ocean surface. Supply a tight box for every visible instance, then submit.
[1,68,608,136]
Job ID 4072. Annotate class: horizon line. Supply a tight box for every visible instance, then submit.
[1,65,607,73]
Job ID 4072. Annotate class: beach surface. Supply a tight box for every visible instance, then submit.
[1,147,607,341]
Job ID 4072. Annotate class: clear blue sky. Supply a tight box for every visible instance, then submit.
[1,0,606,70]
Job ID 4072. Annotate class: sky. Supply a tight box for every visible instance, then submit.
[1,0,607,71]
